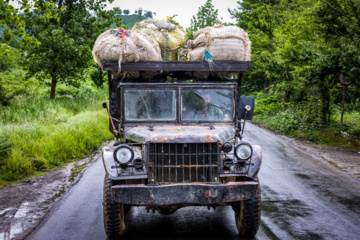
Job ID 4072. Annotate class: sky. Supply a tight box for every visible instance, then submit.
[108,0,240,28]
[10,0,240,29]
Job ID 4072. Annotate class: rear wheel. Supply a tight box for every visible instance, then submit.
[233,180,261,237]
[103,175,126,238]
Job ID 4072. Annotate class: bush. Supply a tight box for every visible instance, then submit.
[251,91,359,149]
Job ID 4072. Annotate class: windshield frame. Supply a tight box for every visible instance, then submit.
[119,82,237,124]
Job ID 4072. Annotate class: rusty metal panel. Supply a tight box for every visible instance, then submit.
[125,125,235,144]
[111,181,258,205]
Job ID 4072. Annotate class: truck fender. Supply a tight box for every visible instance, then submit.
[247,145,262,178]
[102,147,118,179]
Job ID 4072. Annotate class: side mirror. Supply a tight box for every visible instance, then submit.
[237,96,255,120]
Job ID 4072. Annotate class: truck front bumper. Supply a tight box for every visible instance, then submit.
[112,181,258,205]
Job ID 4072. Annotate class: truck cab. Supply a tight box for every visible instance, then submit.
[101,60,262,238]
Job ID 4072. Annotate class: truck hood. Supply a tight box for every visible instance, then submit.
[124,125,235,144]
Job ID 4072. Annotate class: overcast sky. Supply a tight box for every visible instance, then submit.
[10,0,240,29]
[108,0,240,28]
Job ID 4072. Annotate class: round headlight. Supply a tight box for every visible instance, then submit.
[222,142,233,153]
[114,146,134,165]
[235,143,252,160]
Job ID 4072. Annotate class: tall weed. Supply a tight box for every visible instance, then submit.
[0,86,113,182]
[0,110,113,181]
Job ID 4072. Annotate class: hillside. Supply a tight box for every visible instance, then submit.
[119,14,147,29]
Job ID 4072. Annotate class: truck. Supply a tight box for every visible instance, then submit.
[101,60,262,238]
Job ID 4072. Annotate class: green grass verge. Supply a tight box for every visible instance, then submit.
[0,90,114,185]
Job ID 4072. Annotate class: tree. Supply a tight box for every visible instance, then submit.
[144,10,153,19]
[310,0,360,124]
[229,0,340,125]
[313,0,360,87]
[0,0,42,51]
[138,7,142,17]
[123,9,129,15]
[21,0,122,99]
[188,0,222,32]
[116,8,122,17]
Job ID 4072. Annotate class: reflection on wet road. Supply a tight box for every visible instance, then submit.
[26,123,360,240]
[247,123,360,239]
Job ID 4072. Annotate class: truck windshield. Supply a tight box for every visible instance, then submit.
[181,89,233,121]
[124,89,176,121]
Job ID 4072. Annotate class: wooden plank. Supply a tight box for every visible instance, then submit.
[103,61,251,72]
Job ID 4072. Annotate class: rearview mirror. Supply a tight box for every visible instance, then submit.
[237,96,255,120]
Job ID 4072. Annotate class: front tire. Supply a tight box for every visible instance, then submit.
[103,175,126,238]
[233,180,261,237]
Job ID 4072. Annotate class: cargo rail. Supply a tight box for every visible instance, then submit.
[102,60,251,72]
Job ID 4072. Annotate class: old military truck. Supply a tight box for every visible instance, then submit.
[101,60,262,238]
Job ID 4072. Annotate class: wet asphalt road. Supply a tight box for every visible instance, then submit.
[26,123,360,240]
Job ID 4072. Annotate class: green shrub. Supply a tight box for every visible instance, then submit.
[252,91,359,149]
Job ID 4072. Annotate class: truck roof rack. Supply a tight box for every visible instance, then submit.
[103,60,251,72]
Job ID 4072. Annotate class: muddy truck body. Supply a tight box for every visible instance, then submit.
[101,60,262,238]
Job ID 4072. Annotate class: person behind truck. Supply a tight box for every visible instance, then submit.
[193,93,229,121]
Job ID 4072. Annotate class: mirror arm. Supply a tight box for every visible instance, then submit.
[241,110,248,136]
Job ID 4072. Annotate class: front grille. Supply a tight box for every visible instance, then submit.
[148,143,220,184]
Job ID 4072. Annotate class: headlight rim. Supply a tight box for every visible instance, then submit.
[113,145,134,165]
[222,142,233,153]
[234,142,253,161]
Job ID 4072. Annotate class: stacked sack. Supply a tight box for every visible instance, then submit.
[92,28,162,79]
[131,18,186,61]
[187,25,251,79]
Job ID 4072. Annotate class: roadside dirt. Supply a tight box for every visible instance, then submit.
[290,138,360,178]
[274,132,360,179]
[0,137,359,240]
[0,148,104,240]
[251,122,360,178]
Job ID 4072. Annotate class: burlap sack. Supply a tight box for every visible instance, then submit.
[188,25,251,79]
[132,21,186,61]
[92,29,162,79]
[188,25,251,62]
[93,29,161,68]
[92,30,121,67]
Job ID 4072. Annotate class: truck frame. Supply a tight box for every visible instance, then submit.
[101,60,262,238]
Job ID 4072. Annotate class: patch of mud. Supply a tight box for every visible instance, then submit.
[0,146,105,240]
[251,122,360,180]
[286,137,360,179]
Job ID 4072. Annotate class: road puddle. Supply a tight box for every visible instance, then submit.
[0,202,44,240]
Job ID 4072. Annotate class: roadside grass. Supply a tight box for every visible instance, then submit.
[252,92,360,150]
[0,87,114,185]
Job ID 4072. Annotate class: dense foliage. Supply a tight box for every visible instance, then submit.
[229,0,360,142]
[20,0,122,99]
[0,0,40,50]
